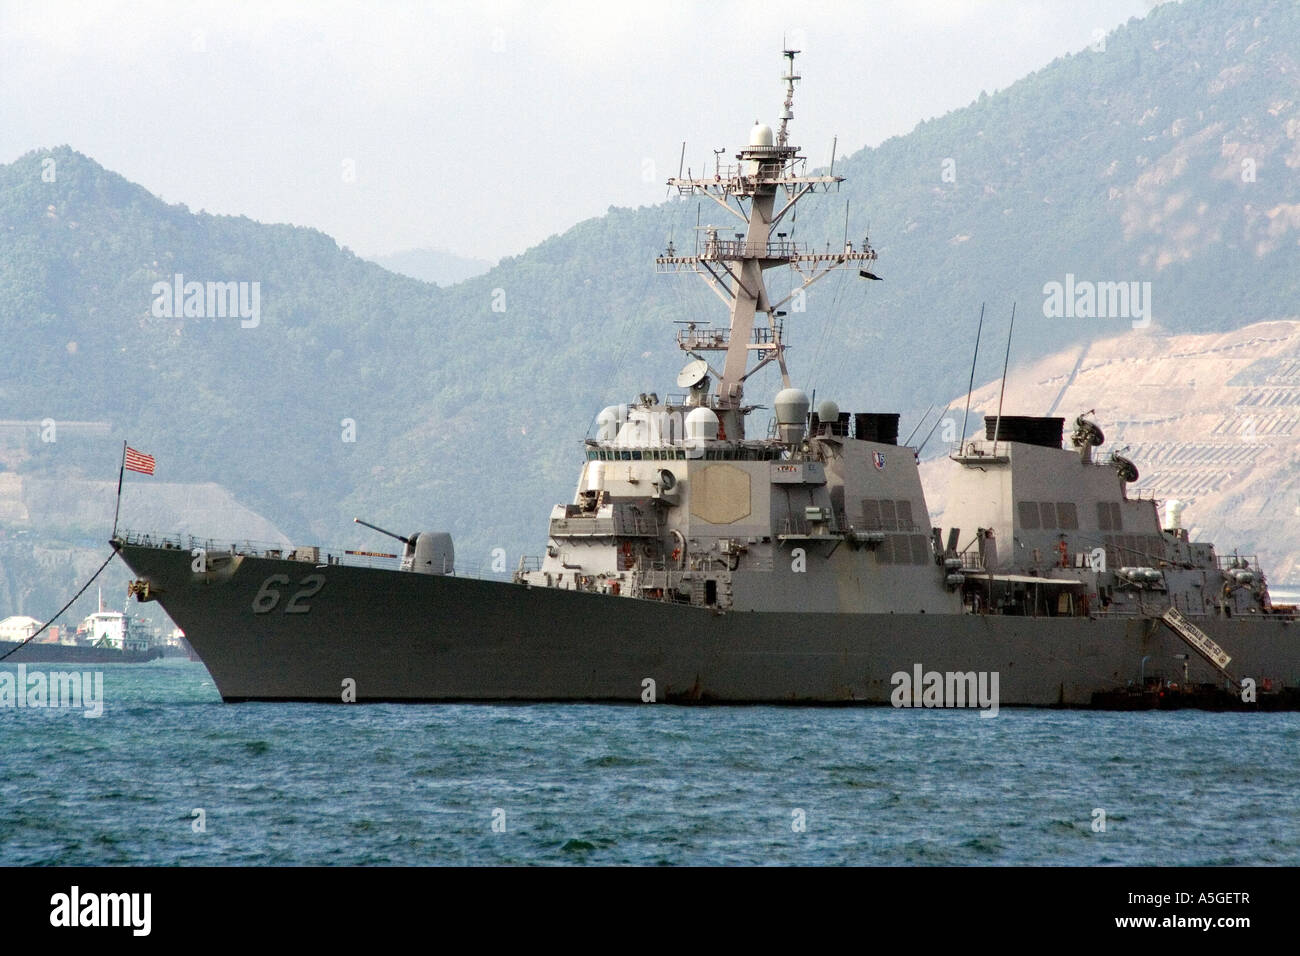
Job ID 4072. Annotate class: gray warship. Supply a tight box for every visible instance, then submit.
[113,53,1300,708]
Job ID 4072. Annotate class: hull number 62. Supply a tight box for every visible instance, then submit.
[252,574,325,614]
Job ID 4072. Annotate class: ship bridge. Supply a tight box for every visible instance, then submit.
[515,51,957,618]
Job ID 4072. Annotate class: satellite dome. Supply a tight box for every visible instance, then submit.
[774,388,811,445]
[774,388,811,425]
[817,399,840,424]
[685,407,720,441]
[749,123,774,147]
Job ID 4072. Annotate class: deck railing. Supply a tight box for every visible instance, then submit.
[115,529,514,581]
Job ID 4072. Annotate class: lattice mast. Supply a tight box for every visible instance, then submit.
[655,50,879,439]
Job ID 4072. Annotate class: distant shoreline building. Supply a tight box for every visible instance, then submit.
[0,614,42,642]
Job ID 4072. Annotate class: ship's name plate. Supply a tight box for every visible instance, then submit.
[771,462,826,485]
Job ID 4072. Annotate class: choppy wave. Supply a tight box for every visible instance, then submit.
[2,660,1298,865]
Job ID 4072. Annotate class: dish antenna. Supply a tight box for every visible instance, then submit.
[676,358,710,390]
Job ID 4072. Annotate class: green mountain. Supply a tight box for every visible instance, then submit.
[2,0,1299,619]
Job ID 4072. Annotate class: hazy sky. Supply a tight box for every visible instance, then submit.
[2,0,1159,263]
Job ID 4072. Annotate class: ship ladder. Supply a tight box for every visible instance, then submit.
[1159,607,1240,689]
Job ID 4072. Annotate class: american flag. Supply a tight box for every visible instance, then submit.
[124,446,155,475]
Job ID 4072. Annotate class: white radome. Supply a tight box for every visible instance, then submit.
[685,406,720,441]
[774,387,811,425]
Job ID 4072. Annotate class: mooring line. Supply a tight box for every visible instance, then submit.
[0,550,119,662]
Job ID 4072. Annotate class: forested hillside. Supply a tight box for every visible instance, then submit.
[2,0,1299,620]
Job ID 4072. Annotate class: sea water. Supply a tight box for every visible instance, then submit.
[2,659,1298,865]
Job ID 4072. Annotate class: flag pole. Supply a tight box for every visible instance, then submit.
[111,440,126,540]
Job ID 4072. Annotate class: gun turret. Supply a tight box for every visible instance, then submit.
[354,517,414,546]
[356,518,454,575]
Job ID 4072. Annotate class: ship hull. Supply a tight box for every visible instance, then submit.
[115,543,1300,707]
[0,641,163,664]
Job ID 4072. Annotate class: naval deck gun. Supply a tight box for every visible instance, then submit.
[105,46,1300,709]
[355,518,454,575]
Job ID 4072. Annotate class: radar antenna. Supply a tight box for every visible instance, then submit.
[777,48,800,148]
[656,50,881,439]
